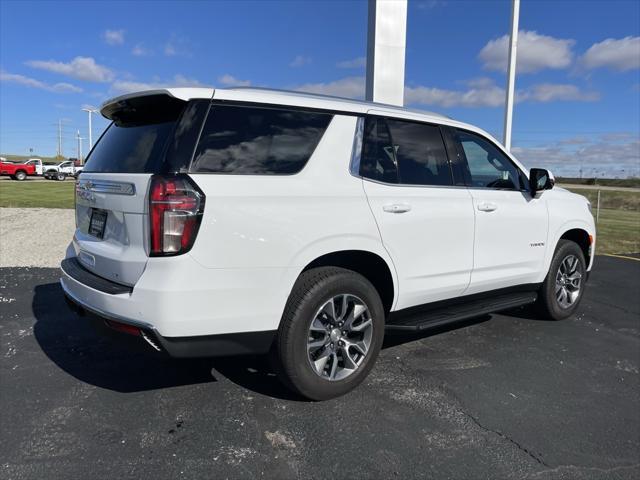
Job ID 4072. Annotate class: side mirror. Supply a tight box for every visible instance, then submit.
[529,168,554,196]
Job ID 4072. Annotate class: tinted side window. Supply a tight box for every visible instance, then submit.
[190,105,332,175]
[83,121,176,173]
[360,117,398,183]
[386,119,452,186]
[84,93,186,174]
[455,130,524,190]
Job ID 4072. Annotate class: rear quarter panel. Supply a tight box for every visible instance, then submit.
[187,114,397,308]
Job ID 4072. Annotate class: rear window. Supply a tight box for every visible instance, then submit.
[83,94,185,173]
[190,105,332,175]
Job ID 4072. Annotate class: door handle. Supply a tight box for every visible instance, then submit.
[383,203,412,214]
[477,202,498,212]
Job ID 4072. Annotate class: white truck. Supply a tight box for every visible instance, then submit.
[61,87,595,400]
[43,160,83,180]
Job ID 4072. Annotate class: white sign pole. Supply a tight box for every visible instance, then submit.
[503,0,520,152]
[365,0,408,106]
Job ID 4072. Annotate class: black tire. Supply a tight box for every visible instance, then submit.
[56,172,66,181]
[273,267,385,400]
[537,240,587,320]
[14,170,27,181]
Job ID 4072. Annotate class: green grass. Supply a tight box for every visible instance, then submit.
[0,180,75,209]
[566,187,640,212]
[557,177,640,188]
[566,187,639,255]
[592,208,640,255]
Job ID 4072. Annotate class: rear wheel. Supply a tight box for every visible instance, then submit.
[56,172,66,181]
[537,240,586,320]
[274,267,385,400]
[14,170,27,181]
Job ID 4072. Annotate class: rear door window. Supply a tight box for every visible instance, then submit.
[360,117,453,186]
[386,119,452,186]
[190,105,333,175]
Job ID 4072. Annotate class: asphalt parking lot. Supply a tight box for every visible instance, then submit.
[1,256,639,479]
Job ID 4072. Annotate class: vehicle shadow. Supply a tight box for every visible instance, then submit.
[32,281,524,400]
[32,281,303,400]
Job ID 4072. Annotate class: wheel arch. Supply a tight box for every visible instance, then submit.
[560,228,591,265]
[301,250,397,314]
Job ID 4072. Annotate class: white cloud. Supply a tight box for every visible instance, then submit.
[217,74,251,87]
[290,55,312,67]
[164,34,191,57]
[512,134,640,177]
[337,56,366,69]
[580,36,640,71]
[26,56,114,82]
[289,76,597,108]
[294,76,365,98]
[479,30,575,73]
[103,29,125,46]
[111,75,207,93]
[406,78,505,108]
[0,71,82,93]
[519,83,599,103]
[406,78,598,108]
[131,44,152,56]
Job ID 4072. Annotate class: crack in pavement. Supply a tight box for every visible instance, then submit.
[461,410,551,468]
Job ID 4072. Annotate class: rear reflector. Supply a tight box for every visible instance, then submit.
[149,175,205,256]
[105,320,141,336]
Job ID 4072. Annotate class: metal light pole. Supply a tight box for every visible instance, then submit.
[81,107,98,153]
[76,130,85,163]
[503,0,520,152]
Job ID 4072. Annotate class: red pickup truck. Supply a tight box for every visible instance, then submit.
[0,160,37,180]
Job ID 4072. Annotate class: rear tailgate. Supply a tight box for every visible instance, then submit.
[74,173,152,285]
[72,91,210,286]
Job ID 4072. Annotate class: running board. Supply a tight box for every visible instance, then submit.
[385,292,538,332]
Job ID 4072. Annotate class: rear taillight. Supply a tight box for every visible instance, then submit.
[149,175,205,256]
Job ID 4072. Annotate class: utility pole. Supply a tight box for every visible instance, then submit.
[81,107,98,152]
[503,0,520,152]
[57,119,63,158]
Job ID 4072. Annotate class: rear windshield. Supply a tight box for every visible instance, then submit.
[83,94,185,173]
[190,105,332,175]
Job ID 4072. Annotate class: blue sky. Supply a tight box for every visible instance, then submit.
[1,0,639,177]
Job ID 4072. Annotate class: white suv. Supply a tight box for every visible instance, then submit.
[61,87,595,400]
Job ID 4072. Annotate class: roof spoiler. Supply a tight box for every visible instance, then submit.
[100,90,177,120]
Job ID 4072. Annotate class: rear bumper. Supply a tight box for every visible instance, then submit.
[60,256,277,358]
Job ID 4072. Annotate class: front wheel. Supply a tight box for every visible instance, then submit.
[56,172,66,181]
[273,267,385,400]
[537,240,586,320]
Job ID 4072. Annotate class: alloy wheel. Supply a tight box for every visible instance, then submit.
[555,254,582,308]
[307,294,374,381]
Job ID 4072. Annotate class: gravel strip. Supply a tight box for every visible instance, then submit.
[0,208,75,267]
